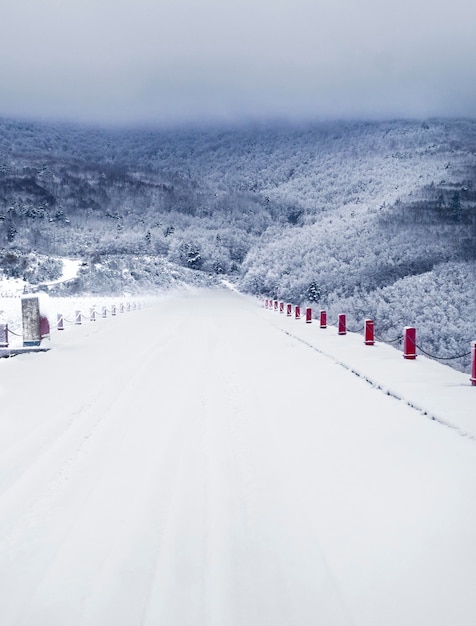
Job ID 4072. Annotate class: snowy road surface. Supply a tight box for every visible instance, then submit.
[0,289,475,625]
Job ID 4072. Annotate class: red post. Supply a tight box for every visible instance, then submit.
[320,310,327,328]
[338,314,346,335]
[57,314,64,331]
[40,315,50,340]
[470,341,476,386]
[264,299,268,309]
[286,303,292,316]
[306,307,312,323]
[295,305,301,319]
[279,302,284,314]
[364,319,374,345]
[75,310,82,325]
[403,326,417,359]
[274,300,278,311]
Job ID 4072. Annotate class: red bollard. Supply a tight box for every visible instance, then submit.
[279,302,284,314]
[286,303,292,316]
[295,305,301,319]
[403,326,417,359]
[306,307,312,323]
[470,341,476,386]
[274,300,278,311]
[40,315,50,340]
[57,314,64,331]
[364,319,374,345]
[264,299,268,309]
[320,310,327,329]
[338,314,346,335]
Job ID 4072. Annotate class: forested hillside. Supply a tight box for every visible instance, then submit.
[0,117,475,370]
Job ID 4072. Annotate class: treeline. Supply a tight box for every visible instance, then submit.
[0,116,475,370]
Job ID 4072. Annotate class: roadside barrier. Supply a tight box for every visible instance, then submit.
[1,299,144,355]
[472,342,476,386]
[364,319,375,346]
[0,323,8,347]
[263,298,475,385]
[403,326,417,360]
[338,314,346,335]
[320,310,327,329]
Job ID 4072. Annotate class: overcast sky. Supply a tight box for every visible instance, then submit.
[1,0,476,126]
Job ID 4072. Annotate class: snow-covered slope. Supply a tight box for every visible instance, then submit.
[0,289,475,626]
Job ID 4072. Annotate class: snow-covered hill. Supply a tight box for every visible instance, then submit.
[0,289,474,625]
[1,117,475,371]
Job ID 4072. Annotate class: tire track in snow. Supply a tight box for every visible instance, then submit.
[0,313,185,625]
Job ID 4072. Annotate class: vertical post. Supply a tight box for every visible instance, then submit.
[120,303,124,314]
[127,302,131,312]
[403,326,417,359]
[295,305,301,319]
[40,315,50,340]
[0,323,8,348]
[286,303,292,316]
[470,341,476,386]
[57,314,64,331]
[112,304,117,316]
[102,306,107,318]
[22,296,41,346]
[90,308,96,322]
[75,310,82,325]
[338,314,346,335]
[364,319,374,345]
[306,307,312,323]
[264,299,268,309]
[279,302,284,314]
[320,310,327,329]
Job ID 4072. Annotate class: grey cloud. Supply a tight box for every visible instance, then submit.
[1,0,476,125]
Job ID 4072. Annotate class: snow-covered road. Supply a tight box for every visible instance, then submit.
[0,289,475,625]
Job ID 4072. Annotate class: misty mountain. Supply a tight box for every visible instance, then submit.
[0,117,475,370]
